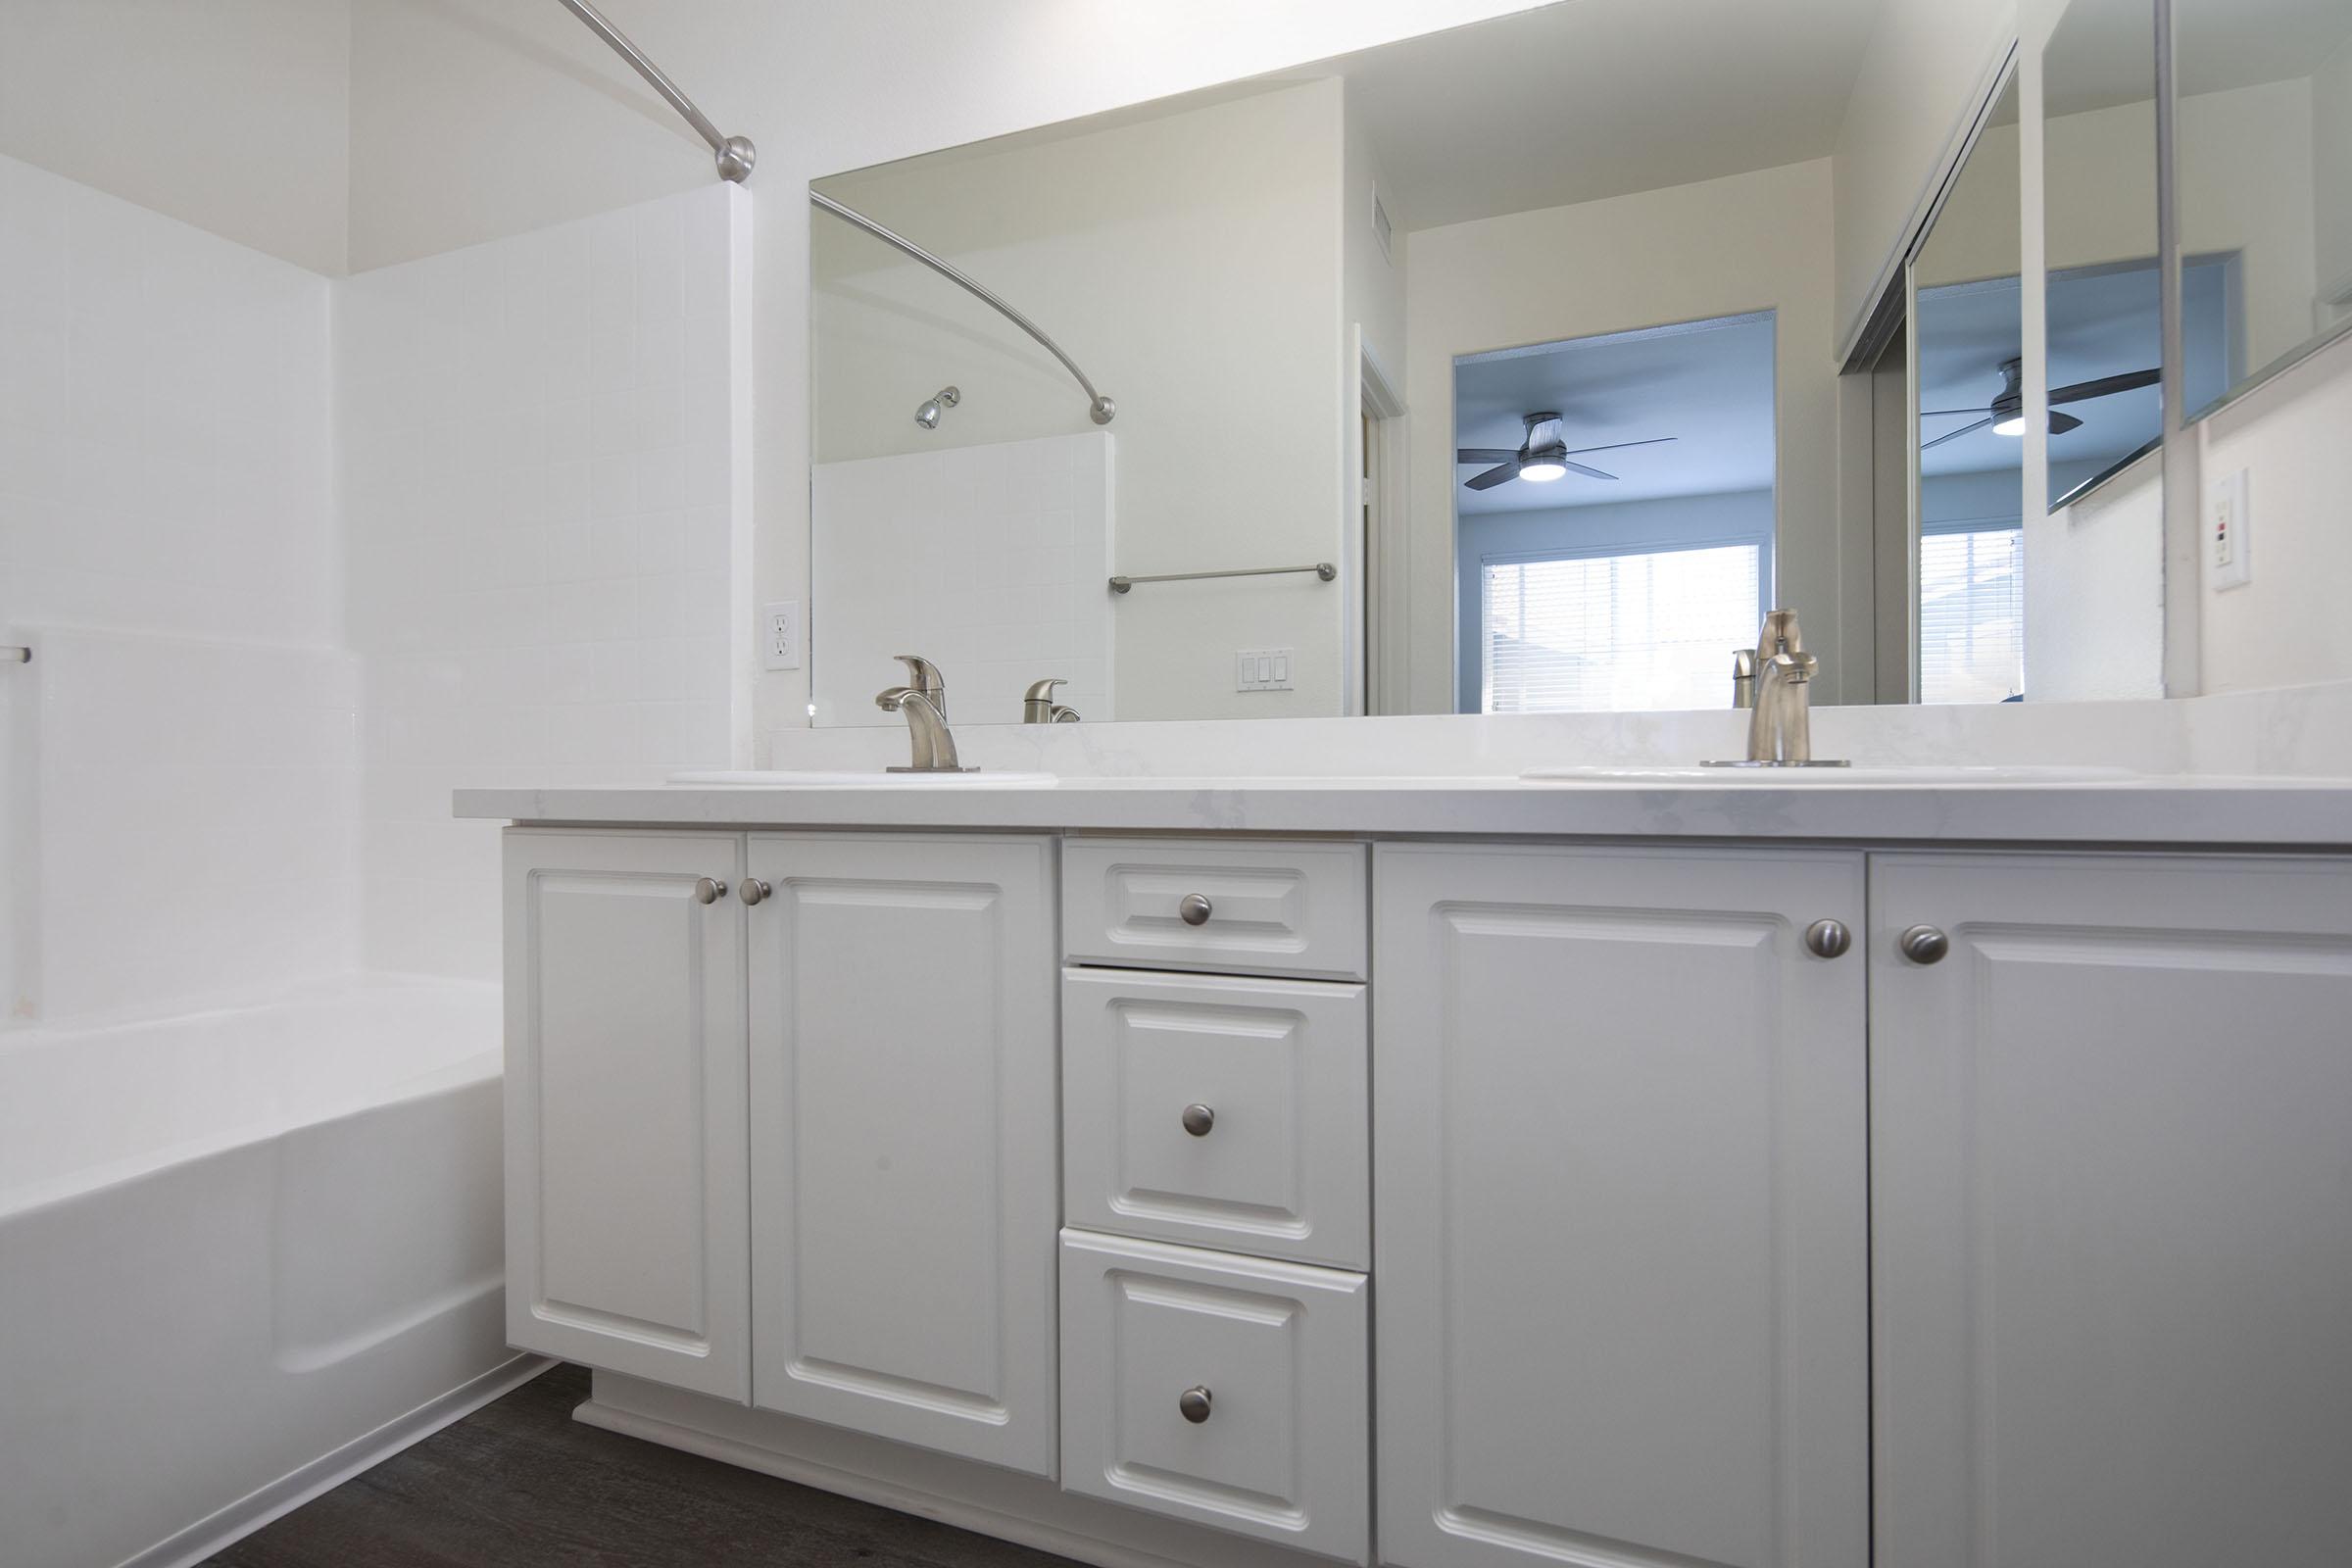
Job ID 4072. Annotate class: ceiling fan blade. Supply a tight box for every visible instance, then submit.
[1456,448,1520,464]
[2050,368,2160,405]
[1464,462,1522,491]
[1921,416,1994,452]
[1562,461,1618,481]
[1920,407,1992,417]
[1556,435,1678,458]
[2048,409,2084,435]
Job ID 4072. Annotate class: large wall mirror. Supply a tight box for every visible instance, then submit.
[806,1,2175,727]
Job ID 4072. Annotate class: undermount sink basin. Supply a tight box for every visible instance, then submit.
[1521,763,2140,785]
[667,769,1056,787]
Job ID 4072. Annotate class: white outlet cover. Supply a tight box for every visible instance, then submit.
[2209,468,2251,592]
[761,600,803,669]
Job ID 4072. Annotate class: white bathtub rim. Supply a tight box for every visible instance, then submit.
[0,1047,500,1222]
[115,1351,553,1568]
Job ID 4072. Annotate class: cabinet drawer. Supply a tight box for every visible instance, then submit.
[1062,838,1366,980]
[1063,968,1368,1268]
[1059,1230,1369,1563]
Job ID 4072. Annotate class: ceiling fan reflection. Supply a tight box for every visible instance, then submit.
[1456,412,1678,490]
[1921,356,2159,451]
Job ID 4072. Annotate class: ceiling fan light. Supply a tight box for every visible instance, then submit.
[1519,461,1568,481]
[1991,414,2027,437]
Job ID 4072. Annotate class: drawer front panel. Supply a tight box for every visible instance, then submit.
[1059,1230,1370,1563]
[1063,839,1367,980]
[1063,968,1368,1269]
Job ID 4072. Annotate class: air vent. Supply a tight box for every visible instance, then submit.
[1371,187,1394,265]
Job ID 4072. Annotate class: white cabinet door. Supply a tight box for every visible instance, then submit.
[746,832,1059,1477]
[502,829,749,1399]
[1375,843,1868,1568]
[1060,1230,1371,1563]
[1873,853,2352,1568]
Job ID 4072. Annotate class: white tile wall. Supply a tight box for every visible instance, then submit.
[338,184,748,977]
[810,432,1113,726]
[0,155,337,646]
[19,631,360,1020]
[0,154,356,1022]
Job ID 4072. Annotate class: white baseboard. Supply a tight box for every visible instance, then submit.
[122,1353,554,1568]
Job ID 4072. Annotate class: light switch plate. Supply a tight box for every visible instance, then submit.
[1236,647,1296,692]
[761,600,803,669]
[2209,468,2251,591]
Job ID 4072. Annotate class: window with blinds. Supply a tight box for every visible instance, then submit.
[1918,525,2023,704]
[1481,542,1763,713]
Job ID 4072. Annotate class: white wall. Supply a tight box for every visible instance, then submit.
[1831,0,2019,355]
[0,0,353,275]
[339,184,750,978]
[1400,158,1842,713]
[0,155,355,1020]
[812,81,1348,720]
[2199,339,2352,694]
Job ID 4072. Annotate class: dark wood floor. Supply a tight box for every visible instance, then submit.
[203,1364,1079,1567]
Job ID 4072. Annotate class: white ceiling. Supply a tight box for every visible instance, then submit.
[1329,0,1883,232]
[1453,314,1778,514]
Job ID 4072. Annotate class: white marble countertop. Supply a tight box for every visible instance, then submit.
[454,773,2352,847]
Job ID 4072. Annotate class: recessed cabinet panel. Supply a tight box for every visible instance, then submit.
[502,830,749,1399]
[1060,1230,1370,1563]
[1064,968,1368,1268]
[1374,843,1869,1568]
[748,833,1058,1478]
[1872,853,2352,1568]
[1064,839,1367,980]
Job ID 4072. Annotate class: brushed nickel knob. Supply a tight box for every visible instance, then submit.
[738,877,770,906]
[692,877,726,905]
[1181,1103,1215,1137]
[1805,918,1852,959]
[1178,893,1214,926]
[1900,924,1950,965]
[1178,1386,1213,1424]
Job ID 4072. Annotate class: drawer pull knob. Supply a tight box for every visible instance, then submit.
[738,877,770,906]
[1900,924,1950,965]
[1181,1102,1216,1137]
[1178,1385,1213,1424]
[692,877,727,905]
[1178,892,1214,926]
[1804,918,1851,959]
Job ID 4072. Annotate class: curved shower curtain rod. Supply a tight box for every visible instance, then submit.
[808,193,1115,426]
[557,0,1115,426]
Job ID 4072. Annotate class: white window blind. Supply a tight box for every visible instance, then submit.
[1919,525,2023,704]
[1481,543,1763,713]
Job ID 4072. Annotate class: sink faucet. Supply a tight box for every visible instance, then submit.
[1709,610,1847,767]
[1022,678,1080,723]
[876,655,974,772]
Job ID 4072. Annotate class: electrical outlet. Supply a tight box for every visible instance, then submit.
[2209,468,2251,591]
[761,600,803,669]
[1235,648,1295,692]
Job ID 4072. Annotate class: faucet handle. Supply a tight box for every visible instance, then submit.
[1754,608,1805,659]
[893,654,945,694]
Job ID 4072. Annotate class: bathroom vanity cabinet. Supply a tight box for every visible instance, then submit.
[494,810,2352,1568]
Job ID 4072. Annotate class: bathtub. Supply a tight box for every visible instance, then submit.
[0,977,538,1568]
